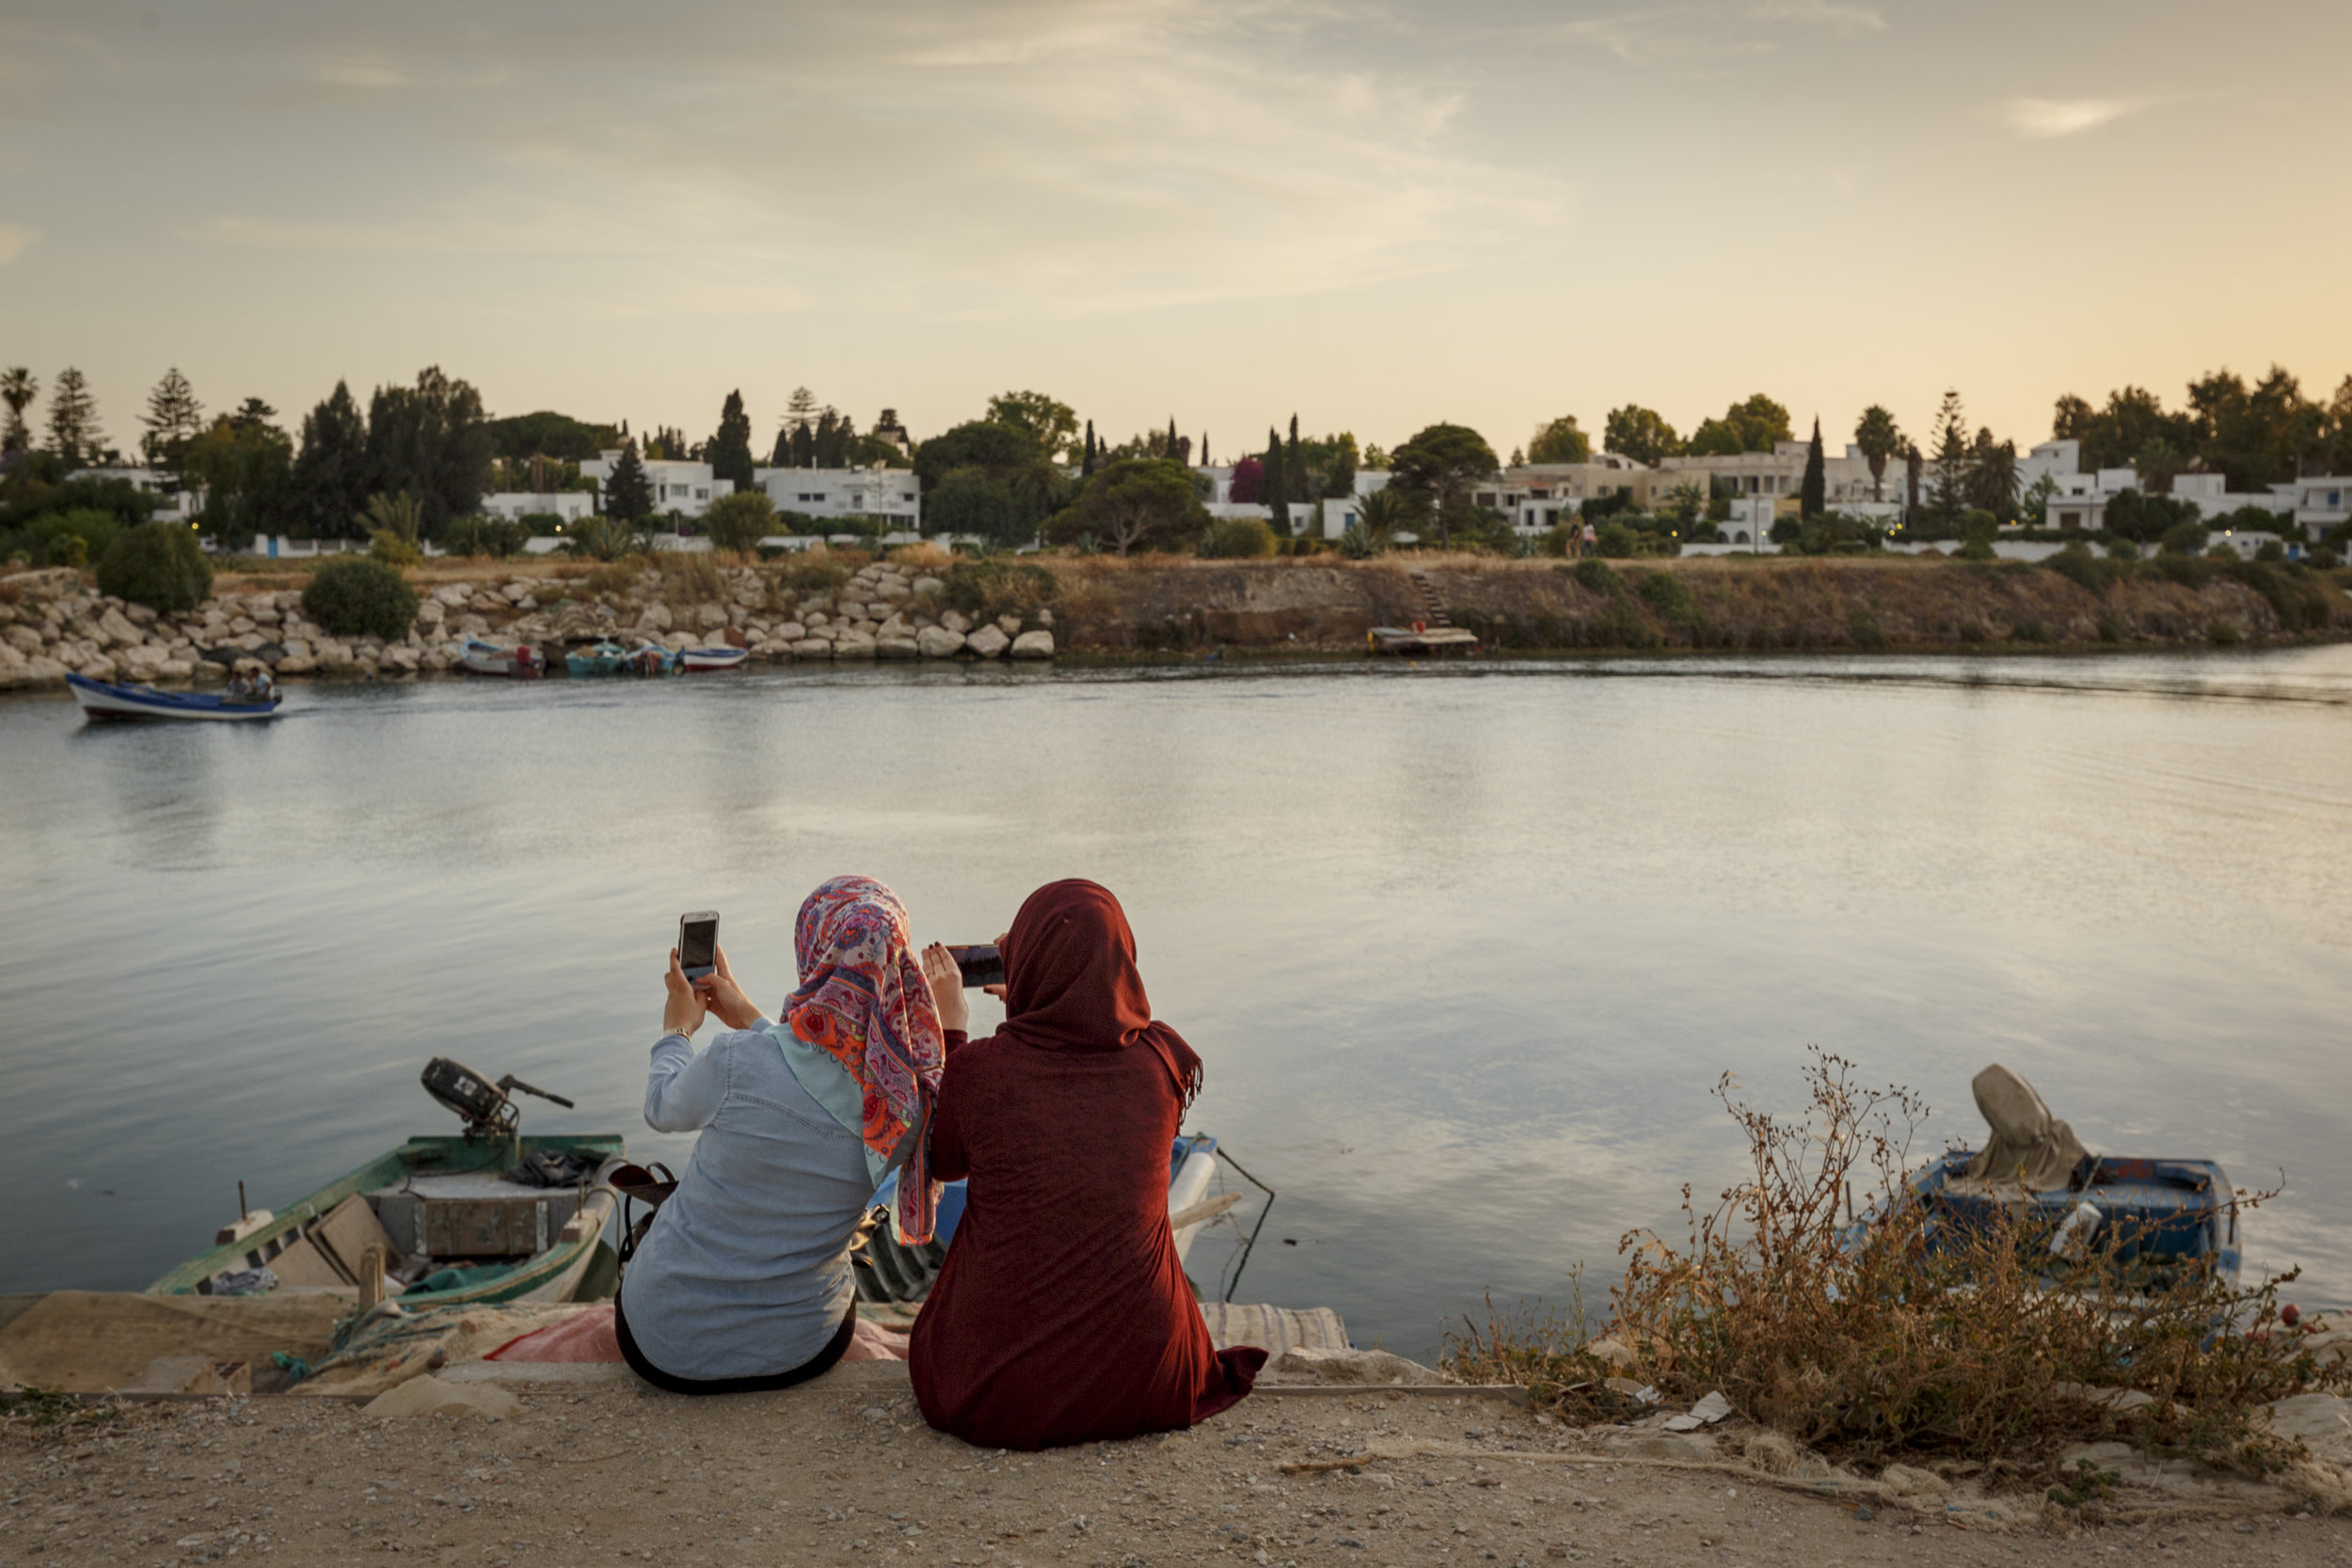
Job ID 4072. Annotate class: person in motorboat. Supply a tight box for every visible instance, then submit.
[909,879,1264,1449]
[223,663,277,703]
[614,875,968,1392]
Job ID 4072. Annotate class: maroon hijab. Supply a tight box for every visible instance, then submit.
[995,879,1202,1106]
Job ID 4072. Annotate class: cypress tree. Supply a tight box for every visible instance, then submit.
[708,389,755,490]
[1262,426,1288,533]
[1801,417,1825,520]
[1083,420,1097,477]
[1286,414,1303,504]
[604,440,654,523]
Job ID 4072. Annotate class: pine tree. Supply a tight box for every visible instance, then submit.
[1801,417,1826,519]
[1262,427,1288,533]
[0,368,36,455]
[790,420,815,468]
[46,367,103,466]
[1928,389,1970,524]
[141,367,205,468]
[604,440,654,523]
[708,389,755,490]
[771,425,794,466]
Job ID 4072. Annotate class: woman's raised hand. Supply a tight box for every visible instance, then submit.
[920,942,971,1035]
[662,949,708,1039]
[696,943,762,1031]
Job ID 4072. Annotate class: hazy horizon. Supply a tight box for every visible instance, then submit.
[5,0,2345,460]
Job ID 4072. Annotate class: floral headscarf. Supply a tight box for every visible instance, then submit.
[786,875,947,1244]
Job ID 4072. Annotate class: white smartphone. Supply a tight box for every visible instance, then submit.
[677,910,720,981]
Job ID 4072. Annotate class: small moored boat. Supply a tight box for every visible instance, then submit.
[680,646,748,673]
[68,672,282,722]
[564,641,628,677]
[850,1132,1272,1308]
[458,637,547,679]
[151,1061,624,1311]
[1367,625,1481,657]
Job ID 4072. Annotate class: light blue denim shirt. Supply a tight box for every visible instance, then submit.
[618,1017,874,1381]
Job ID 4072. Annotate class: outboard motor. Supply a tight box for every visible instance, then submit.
[421,1057,574,1141]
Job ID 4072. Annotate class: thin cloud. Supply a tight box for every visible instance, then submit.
[1998,97,2142,139]
[0,223,35,265]
[1751,1,1887,32]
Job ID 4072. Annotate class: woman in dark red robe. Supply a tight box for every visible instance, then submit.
[909,879,1263,1449]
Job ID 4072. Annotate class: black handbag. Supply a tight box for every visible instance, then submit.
[609,1162,678,1268]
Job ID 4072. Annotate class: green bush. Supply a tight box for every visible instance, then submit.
[24,508,123,569]
[1339,522,1378,559]
[1630,568,1695,621]
[559,515,635,562]
[2145,553,2217,589]
[441,515,531,559]
[96,521,214,612]
[1203,516,1279,559]
[1594,520,1638,558]
[302,557,420,640]
[1959,509,2000,546]
[2159,519,2210,555]
[2106,538,2141,562]
[703,491,777,556]
[2254,539,2285,562]
[370,528,423,567]
[1565,558,1621,594]
[2042,545,2118,595]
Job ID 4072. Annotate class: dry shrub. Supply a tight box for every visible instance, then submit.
[581,563,636,597]
[656,553,724,603]
[1448,1050,2339,1470]
[888,542,955,573]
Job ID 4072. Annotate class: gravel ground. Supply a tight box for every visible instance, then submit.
[4,1365,2346,1568]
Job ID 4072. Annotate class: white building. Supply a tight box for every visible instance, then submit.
[579,451,735,517]
[66,465,199,520]
[479,491,595,524]
[751,467,921,531]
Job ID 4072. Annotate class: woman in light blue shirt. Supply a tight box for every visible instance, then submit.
[615,877,963,1393]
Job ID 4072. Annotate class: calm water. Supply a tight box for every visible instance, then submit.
[4,650,2348,1361]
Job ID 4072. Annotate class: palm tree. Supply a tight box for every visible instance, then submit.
[1853,405,1903,502]
[361,490,425,543]
[0,368,35,454]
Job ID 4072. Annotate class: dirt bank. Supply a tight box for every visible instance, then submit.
[1048,554,2352,657]
[9,1365,2344,1568]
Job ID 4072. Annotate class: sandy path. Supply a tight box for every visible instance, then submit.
[3,1366,2343,1568]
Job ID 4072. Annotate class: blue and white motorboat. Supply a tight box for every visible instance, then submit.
[67,673,282,723]
[679,646,748,673]
[850,1132,1272,1306]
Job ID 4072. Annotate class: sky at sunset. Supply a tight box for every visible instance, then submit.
[4,0,2346,460]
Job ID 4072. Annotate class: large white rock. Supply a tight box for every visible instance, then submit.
[791,640,835,659]
[940,610,971,635]
[912,576,946,594]
[97,609,143,648]
[694,601,729,629]
[638,600,674,631]
[771,622,807,641]
[916,626,964,658]
[1009,630,1055,659]
[876,637,920,659]
[963,625,1010,658]
[832,635,878,659]
[994,613,1023,637]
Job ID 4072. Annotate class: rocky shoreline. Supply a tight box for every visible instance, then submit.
[0,558,1057,691]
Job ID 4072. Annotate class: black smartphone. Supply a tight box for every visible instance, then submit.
[678,911,720,981]
[948,944,1005,989]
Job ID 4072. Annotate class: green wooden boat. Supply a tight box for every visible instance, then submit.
[150,1134,624,1309]
[151,1060,627,1311]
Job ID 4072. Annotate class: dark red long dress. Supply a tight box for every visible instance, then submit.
[909,881,1263,1450]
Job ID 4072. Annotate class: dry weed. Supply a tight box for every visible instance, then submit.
[1448,1050,2341,1471]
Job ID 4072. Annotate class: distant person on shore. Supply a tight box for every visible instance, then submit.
[612,876,963,1393]
[910,879,1264,1449]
